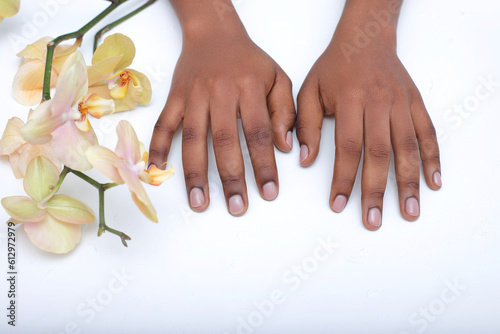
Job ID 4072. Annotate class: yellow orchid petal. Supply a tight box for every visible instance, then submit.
[21,101,66,145]
[0,117,25,155]
[82,93,115,119]
[87,55,123,86]
[51,121,97,171]
[115,120,141,164]
[116,161,158,223]
[127,69,152,106]
[85,145,124,184]
[0,0,20,18]
[92,33,135,71]
[45,194,95,225]
[139,142,148,164]
[51,52,88,113]
[6,217,23,226]
[16,36,53,60]
[0,17,4,24]
[23,156,60,202]
[24,214,82,254]
[1,196,46,222]
[75,115,90,132]
[108,70,132,99]
[12,59,57,106]
[145,163,175,186]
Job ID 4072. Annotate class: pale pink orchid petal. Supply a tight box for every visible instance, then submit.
[51,52,89,114]
[45,194,95,225]
[1,196,46,222]
[0,118,60,178]
[83,93,115,119]
[12,59,58,106]
[85,145,124,184]
[21,101,66,145]
[116,161,158,223]
[24,214,82,254]
[51,121,97,171]
[92,33,136,70]
[115,120,141,164]
[16,36,53,60]
[0,117,25,155]
[23,156,60,203]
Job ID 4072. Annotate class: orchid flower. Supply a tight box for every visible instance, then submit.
[0,117,60,178]
[12,36,81,106]
[86,120,173,222]
[87,33,152,112]
[0,0,19,24]
[1,156,95,254]
[21,51,114,171]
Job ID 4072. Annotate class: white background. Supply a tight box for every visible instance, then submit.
[0,0,499,333]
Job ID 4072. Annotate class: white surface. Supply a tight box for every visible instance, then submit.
[0,0,499,333]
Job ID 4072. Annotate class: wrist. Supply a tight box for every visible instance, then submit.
[170,0,247,43]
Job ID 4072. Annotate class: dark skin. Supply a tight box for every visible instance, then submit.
[149,0,442,229]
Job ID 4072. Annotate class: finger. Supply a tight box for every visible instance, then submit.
[210,91,248,216]
[267,67,296,152]
[182,89,210,212]
[149,89,184,169]
[361,105,391,231]
[329,106,363,213]
[390,106,420,221]
[240,88,279,201]
[296,78,324,166]
[411,98,442,190]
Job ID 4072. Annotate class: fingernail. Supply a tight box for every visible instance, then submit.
[367,208,382,227]
[405,197,419,217]
[229,195,244,215]
[433,171,442,188]
[286,131,293,150]
[262,181,278,200]
[300,145,308,164]
[332,195,347,213]
[189,188,205,208]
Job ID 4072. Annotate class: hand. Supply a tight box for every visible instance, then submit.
[149,5,295,216]
[296,1,441,230]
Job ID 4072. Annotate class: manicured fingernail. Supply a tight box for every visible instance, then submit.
[262,181,278,200]
[286,131,293,150]
[405,197,419,217]
[433,171,442,188]
[367,208,382,227]
[229,195,244,215]
[300,145,308,164]
[332,195,347,213]
[189,188,205,208]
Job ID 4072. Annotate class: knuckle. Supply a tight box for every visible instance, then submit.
[336,139,363,157]
[148,148,163,158]
[154,119,176,138]
[399,179,420,190]
[367,143,391,160]
[422,154,441,165]
[220,174,243,188]
[367,189,386,199]
[400,135,419,153]
[254,163,274,178]
[182,126,198,145]
[184,171,201,182]
[213,129,236,150]
[238,74,261,91]
[245,126,272,149]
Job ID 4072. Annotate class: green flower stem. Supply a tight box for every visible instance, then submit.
[93,0,158,52]
[66,167,130,247]
[39,166,71,205]
[42,0,129,102]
